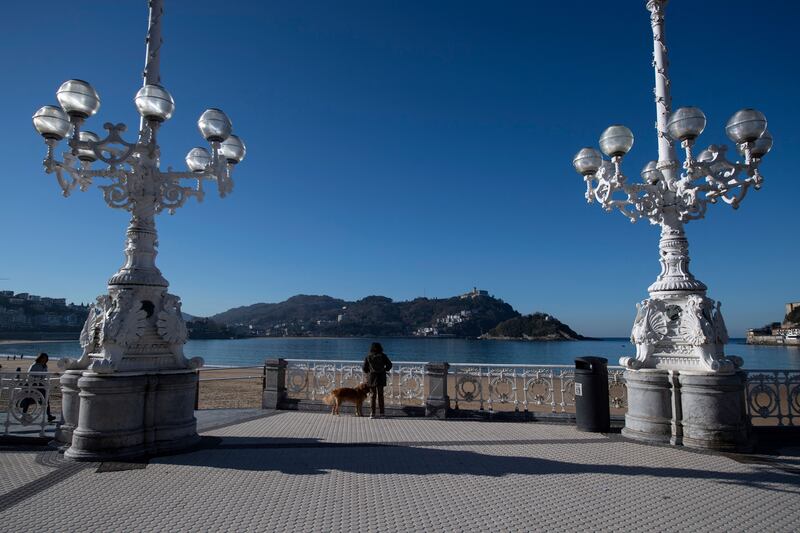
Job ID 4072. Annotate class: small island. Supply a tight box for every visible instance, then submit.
[480,312,585,341]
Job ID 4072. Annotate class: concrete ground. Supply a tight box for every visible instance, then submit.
[1,411,799,532]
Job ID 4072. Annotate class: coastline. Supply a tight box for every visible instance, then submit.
[0,339,74,345]
[478,335,588,341]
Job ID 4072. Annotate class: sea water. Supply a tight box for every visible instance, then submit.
[1,337,798,369]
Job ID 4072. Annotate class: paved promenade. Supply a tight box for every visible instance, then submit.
[1,411,799,532]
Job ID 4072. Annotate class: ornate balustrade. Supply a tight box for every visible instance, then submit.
[0,372,57,436]
[745,370,800,426]
[1,363,795,431]
[284,359,426,406]
[448,364,628,414]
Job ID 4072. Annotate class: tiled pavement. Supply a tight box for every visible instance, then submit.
[1,411,799,532]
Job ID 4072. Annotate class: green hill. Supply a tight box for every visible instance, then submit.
[482,312,584,340]
[211,292,522,338]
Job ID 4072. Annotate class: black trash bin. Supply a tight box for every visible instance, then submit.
[574,356,610,432]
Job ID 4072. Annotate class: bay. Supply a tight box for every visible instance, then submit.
[1,337,798,370]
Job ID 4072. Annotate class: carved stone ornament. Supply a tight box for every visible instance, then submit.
[157,293,189,364]
[622,293,738,373]
[59,288,203,373]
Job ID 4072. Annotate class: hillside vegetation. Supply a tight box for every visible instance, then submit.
[212,293,521,338]
[482,312,584,340]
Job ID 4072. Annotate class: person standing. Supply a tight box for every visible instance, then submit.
[362,342,392,419]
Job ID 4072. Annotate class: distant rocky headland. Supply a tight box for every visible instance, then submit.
[204,288,585,341]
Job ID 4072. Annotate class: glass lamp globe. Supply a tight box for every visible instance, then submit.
[186,147,211,172]
[32,105,71,140]
[572,148,603,176]
[738,130,773,159]
[56,79,100,119]
[599,125,634,157]
[640,160,662,184]
[725,108,767,144]
[76,131,100,162]
[667,107,706,141]
[198,108,232,142]
[134,84,175,122]
[219,135,246,164]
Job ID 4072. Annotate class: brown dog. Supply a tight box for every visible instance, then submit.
[323,383,370,416]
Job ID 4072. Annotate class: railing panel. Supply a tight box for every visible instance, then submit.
[284,359,426,406]
[449,364,626,414]
[386,363,426,406]
[608,369,628,410]
[1,372,56,436]
[745,370,800,426]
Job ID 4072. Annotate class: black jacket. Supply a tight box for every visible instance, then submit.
[363,352,392,387]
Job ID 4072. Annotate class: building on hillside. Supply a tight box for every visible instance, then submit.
[460,287,489,299]
[782,302,800,328]
[436,310,473,327]
[0,307,31,327]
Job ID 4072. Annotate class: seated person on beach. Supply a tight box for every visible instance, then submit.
[20,352,56,423]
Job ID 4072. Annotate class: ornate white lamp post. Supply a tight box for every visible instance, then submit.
[32,0,245,460]
[572,0,770,450]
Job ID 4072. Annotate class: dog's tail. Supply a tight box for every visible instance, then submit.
[322,393,335,405]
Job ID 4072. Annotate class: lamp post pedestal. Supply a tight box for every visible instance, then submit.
[64,370,199,461]
[621,216,736,374]
[53,370,82,449]
[56,207,204,461]
[621,369,751,451]
[618,217,751,451]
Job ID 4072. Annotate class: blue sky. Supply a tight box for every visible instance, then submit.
[1,1,798,337]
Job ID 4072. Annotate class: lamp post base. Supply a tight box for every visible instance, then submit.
[622,368,752,452]
[621,369,675,445]
[63,370,199,461]
[53,371,82,449]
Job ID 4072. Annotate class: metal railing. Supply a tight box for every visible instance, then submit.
[448,363,627,413]
[284,359,427,406]
[4,363,797,429]
[1,371,57,436]
[745,369,800,426]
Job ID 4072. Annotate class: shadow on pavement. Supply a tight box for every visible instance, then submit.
[152,435,800,495]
